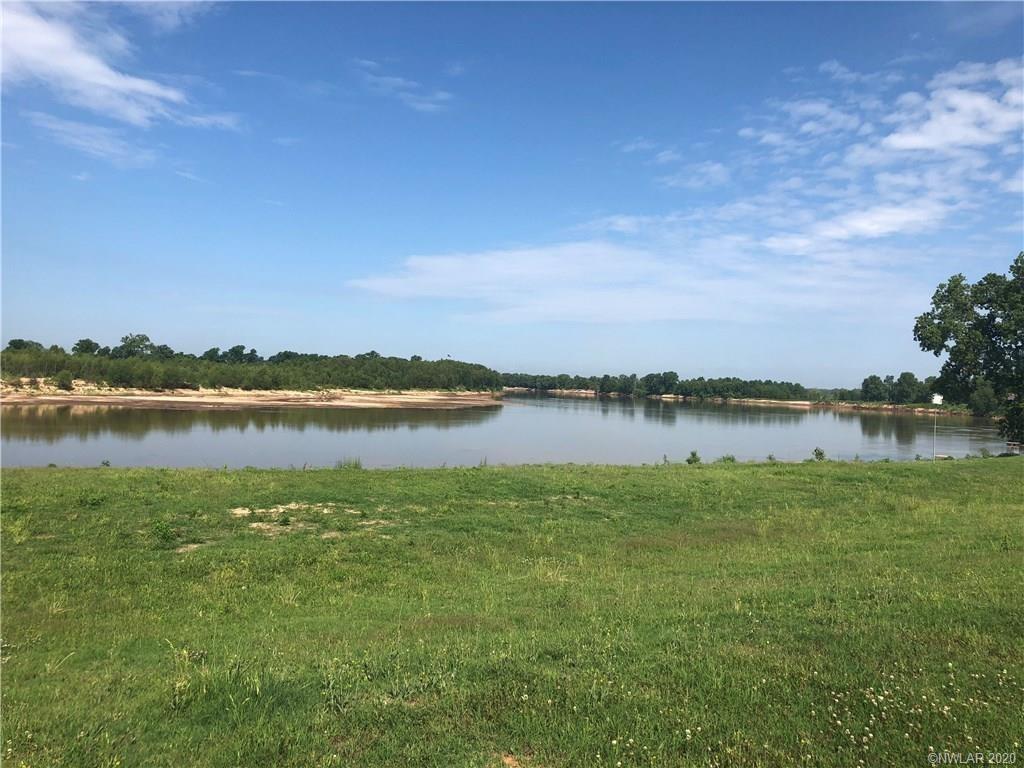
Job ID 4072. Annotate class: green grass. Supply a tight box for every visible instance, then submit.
[3,459,1023,767]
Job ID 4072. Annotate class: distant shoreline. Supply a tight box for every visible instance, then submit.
[503,387,972,416]
[0,384,502,411]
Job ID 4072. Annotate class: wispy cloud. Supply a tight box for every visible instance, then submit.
[124,1,214,33]
[2,2,238,128]
[173,168,209,183]
[354,59,453,113]
[659,161,730,189]
[819,59,903,86]
[947,2,1024,37]
[352,57,1022,326]
[25,111,156,167]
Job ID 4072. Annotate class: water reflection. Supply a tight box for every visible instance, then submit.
[0,394,1006,468]
[1,404,501,443]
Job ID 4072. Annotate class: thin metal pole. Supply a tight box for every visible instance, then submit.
[933,411,937,460]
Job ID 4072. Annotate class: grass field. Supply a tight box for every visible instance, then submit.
[2,459,1022,767]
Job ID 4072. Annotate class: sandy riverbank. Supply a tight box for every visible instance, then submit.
[1,382,502,411]
[504,388,966,416]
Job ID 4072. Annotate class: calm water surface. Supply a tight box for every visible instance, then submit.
[0,393,1008,468]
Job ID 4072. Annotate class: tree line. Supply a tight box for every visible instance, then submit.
[2,254,1019,440]
[1,336,503,392]
[501,371,811,400]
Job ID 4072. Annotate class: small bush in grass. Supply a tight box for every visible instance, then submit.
[715,454,736,464]
[335,458,362,470]
[686,450,701,465]
[812,447,826,461]
[54,370,74,391]
[151,519,176,547]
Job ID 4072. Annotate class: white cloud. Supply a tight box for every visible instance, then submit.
[24,111,157,167]
[2,2,237,129]
[355,59,453,113]
[819,59,903,86]
[660,161,730,189]
[782,99,861,135]
[351,56,1020,326]
[883,59,1023,152]
[124,2,213,33]
[173,169,209,183]
[620,137,657,153]
[350,235,920,324]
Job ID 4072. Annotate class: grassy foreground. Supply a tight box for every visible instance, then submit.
[2,460,1022,767]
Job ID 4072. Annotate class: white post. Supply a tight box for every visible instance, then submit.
[931,394,943,460]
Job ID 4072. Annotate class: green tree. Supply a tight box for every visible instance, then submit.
[5,339,43,351]
[968,379,999,416]
[72,338,101,355]
[110,333,154,359]
[861,375,887,402]
[914,252,1023,403]
[54,370,74,391]
[892,372,921,404]
[222,345,248,364]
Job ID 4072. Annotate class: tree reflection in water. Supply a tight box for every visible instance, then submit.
[1,404,502,444]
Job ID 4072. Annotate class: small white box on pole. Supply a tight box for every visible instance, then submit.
[932,394,944,405]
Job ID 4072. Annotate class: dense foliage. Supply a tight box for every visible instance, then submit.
[854,372,936,405]
[1,335,503,391]
[915,252,1023,439]
[501,371,811,400]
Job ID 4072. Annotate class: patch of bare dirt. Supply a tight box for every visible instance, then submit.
[175,543,204,553]
[248,521,313,537]
[231,502,337,517]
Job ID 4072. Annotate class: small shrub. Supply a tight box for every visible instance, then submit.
[766,454,776,463]
[715,454,736,464]
[335,458,362,470]
[151,519,176,547]
[686,450,701,465]
[54,370,74,391]
[979,448,992,459]
[278,514,291,527]
[100,460,111,467]
[812,447,826,461]
[76,491,106,508]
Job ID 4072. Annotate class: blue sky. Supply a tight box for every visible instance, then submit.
[2,2,1022,386]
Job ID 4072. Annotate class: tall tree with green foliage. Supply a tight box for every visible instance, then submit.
[915,252,1023,441]
[71,338,100,355]
[861,375,888,402]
